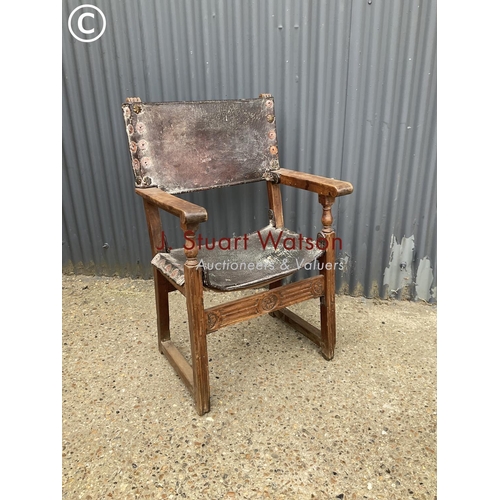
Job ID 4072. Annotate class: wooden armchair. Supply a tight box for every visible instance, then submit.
[121,95,353,415]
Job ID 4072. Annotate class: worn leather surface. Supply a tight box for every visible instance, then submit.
[122,98,280,194]
[151,225,324,291]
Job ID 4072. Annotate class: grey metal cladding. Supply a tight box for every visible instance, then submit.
[62,0,437,300]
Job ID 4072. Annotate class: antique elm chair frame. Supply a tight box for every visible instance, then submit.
[121,94,353,415]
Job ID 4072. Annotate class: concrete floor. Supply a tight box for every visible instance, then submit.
[62,274,436,499]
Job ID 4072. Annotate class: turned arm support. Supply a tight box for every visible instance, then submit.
[278,169,353,198]
[135,187,208,231]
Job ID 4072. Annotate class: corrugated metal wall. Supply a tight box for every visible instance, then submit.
[62,0,436,300]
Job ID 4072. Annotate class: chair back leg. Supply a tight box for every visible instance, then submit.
[153,268,171,350]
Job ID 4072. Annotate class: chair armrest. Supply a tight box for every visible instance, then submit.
[278,169,353,197]
[135,187,208,227]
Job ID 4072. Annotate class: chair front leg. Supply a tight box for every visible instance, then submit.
[318,195,337,360]
[184,225,210,415]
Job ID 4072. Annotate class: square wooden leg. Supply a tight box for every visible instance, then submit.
[184,264,210,415]
[153,268,171,351]
[319,231,337,360]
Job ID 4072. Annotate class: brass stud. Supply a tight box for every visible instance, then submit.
[269,145,278,155]
[143,176,152,186]
[133,103,142,114]
[266,114,275,123]
[268,130,276,140]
